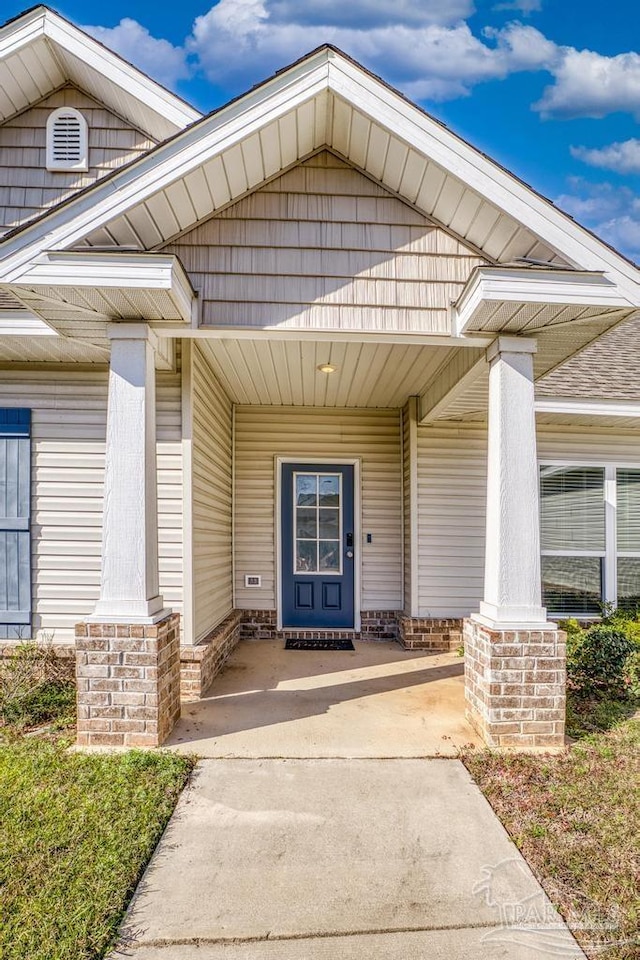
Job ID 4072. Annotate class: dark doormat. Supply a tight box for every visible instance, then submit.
[285,638,355,651]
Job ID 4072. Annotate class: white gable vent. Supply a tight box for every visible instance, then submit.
[46,108,88,172]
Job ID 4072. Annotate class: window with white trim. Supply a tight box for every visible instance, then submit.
[540,464,640,616]
[46,107,88,172]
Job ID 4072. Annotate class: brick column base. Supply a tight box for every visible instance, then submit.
[399,617,463,651]
[75,613,181,748]
[463,618,566,750]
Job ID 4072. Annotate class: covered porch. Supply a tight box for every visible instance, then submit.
[169,639,481,758]
[70,310,583,753]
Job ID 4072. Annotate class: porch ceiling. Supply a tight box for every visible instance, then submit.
[198,337,457,407]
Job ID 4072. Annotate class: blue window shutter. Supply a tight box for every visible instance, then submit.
[0,409,31,639]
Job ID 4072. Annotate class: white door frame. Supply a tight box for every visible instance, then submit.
[275,456,362,631]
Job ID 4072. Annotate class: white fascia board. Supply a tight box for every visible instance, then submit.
[0,8,46,59]
[15,252,196,323]
[535,398,640,418]
[454,267,634,334]
[20,252,187,288]
[0,9,199,133]
[151,325,494,347]
[0,55,331,284]
[327,54,640,302]
[43,14,200,133]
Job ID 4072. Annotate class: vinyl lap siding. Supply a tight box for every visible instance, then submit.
[0,368,182,642]
[234,406,403,611]
[0,85,155,233]
[416,423,487,618]
[415,421,640,619]
[191,344,233,641]
[166,151,485,334]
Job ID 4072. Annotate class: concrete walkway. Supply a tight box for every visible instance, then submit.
[167,641,481,757]
[111,758,585,959]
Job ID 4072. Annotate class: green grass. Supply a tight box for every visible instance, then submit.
[0,738,194,960]
[465,703,640,960]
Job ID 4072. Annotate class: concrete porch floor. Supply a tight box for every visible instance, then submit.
[167,640,481,757]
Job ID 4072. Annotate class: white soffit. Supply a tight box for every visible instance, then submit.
[0,7,200,140]
[2,47,640,301]
[9,251,197,324]
[454,266,635,335]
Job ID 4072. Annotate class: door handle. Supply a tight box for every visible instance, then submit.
[346,550,354,559]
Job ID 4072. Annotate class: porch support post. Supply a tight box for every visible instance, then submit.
[464,336,566,752]
[91,323,165,623]
[478,336,548,629]
[76,322,180,748]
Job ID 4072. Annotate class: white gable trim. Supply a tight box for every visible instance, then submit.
[0,54,330,283]
[0,6,200,135]
[0,45,638,304]
[326,55,640,300]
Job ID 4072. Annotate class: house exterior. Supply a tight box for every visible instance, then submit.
[1,6,639,751]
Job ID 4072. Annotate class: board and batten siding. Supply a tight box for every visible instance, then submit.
[166,151,485,334]
[0,366,183,643]
[188,343,233,642]
[0,85,155,234]
[234,406,403,612]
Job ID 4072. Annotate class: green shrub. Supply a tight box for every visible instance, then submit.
[567,625,635,698]
[0,642,76,730]
[623,648,640,698]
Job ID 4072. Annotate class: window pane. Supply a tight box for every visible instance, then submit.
[617,469,640,552]
[296,508,317,539]
[542,556,603,615]
[617,558,640,612]
[319,475,340,506]
[296,540,317,572]
[540,466,605,551]
[296,475,317,506]
[319,509,339,539]
[319,540,340,571]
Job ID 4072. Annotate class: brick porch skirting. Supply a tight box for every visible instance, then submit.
[398,617,463,651]
[463,618,566,751]
[180,610,243,702]
[75,613,181,748]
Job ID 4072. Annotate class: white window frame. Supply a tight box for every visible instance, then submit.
[540,460,640,616]
[46,107,88,172]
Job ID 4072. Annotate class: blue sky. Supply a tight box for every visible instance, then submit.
[6,1,640,262]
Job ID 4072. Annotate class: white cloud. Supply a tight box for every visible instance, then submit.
[556,179,640,263]
[493,0,542,13]
[535,48,640,119]
[269,0,476,28]
[189,0,556,100]
[571,139,640,176]
[83,18,190,88]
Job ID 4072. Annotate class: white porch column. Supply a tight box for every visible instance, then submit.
[476,336,551,630]
[90,323,165,623]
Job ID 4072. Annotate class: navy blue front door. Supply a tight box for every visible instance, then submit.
[281,463,355,629]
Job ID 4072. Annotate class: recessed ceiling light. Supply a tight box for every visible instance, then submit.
[317,363,336,374]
